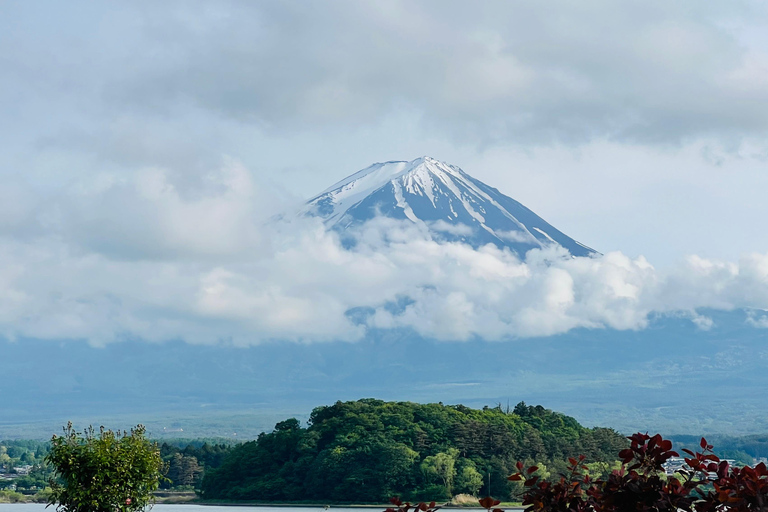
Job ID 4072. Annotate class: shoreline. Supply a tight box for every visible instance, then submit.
[0,501,524,510]
[193,503,524,509]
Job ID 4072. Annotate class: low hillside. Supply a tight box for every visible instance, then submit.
[201,399,627,503]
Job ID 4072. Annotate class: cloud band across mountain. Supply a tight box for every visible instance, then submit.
[192,220,768,342]
[1,158,768,346]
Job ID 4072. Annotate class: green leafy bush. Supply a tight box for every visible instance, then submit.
[46,423,164,512]
[0,490,27,503]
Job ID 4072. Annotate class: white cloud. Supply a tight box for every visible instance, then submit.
[428,220,473,236]
[53,158,279,261]
[746,311,768,328]
[3,165,768,346]
[495,230,538,244]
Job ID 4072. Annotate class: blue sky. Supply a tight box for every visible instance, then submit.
[3,1,768,347]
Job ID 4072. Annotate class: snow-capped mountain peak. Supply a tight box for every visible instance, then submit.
[306,156,596,258]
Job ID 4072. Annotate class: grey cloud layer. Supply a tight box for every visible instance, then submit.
[2,162,768,346]
[4,0,768,150]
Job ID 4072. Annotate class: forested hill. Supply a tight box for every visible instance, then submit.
[200,399,627,503]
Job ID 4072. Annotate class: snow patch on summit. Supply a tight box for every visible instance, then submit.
[305,156,597,259]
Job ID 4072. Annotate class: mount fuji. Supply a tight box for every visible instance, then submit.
[305,156,597,258]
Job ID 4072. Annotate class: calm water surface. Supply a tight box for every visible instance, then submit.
[0,507,376,512]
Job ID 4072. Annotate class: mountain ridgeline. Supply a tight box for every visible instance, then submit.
[305,156,597,259]
[200,400,626,503]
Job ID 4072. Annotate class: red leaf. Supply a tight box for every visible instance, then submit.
[700,437,707,449]
[524,476,539,486]
[478,497,500,510]
[507,474,522,481]
[527,466,538,474]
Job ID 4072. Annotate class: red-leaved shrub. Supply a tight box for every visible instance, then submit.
[388,433,768,512]
[507,433,768,511]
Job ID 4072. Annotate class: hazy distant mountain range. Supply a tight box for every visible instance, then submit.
[305,156,596,258]
[4,309,768,439]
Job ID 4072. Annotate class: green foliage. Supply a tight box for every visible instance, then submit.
[201,399,627,503]
[2,437,231,493]
[455,459,483,495]
[46,423,164,512]
[165,453,203,488]
[158,440,234,489]
[0,439,49,472]
[421,448,459,495]
[0,490,26,503]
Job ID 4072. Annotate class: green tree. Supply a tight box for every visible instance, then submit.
[46,423,164,512]
[421,448,459,496]
[454,459,483,495]
[0,446,10,469]
[166,453,203,488]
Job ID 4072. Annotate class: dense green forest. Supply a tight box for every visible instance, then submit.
[200,399,628,503]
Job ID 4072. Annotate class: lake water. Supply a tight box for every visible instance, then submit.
[0,506,380,512]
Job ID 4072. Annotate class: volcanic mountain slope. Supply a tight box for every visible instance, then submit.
[305,156,597,258]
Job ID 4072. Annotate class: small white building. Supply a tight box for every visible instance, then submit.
[14,465,33,475]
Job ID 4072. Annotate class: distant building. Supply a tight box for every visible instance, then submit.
[663,457,687,475]
[14,465,33,475]
[663,457,739,477]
